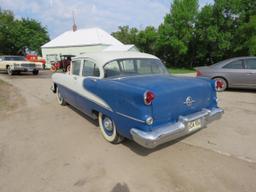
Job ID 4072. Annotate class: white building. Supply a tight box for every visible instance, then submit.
[41,27,138,68]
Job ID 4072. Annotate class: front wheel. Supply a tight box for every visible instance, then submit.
[98,113,124,144]
[7,66,13,76]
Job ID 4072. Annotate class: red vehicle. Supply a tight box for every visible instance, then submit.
[18,47,46,69]
[26,54,46,69]
[51,55,75,72]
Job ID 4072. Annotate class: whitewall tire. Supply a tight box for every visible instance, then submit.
[56,87,66,106]
[98,112,124,144]
[7,66,13,76]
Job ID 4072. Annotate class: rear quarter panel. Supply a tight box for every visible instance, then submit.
[84,78,152,137]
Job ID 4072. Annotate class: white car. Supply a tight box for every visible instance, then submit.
[0,55,41,75]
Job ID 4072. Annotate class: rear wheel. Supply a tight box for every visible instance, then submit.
[213,77,227,92]
[56,87,66,106]
[98,113,124,144]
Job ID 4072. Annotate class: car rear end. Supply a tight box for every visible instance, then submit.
[195,66,211,77]
[126,75,223,148]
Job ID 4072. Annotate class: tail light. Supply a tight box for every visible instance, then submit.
[196,70,202,76]
[144,91,155,105]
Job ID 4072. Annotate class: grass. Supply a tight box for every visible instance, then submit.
[168,67,195,74]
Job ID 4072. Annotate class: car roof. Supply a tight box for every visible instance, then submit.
[73,51,159,66]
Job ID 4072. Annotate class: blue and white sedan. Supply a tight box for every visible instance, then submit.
[51,51,223,148]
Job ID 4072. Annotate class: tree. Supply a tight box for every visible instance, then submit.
[157,0,199,67]
[0,8,49,55]
[0,9,16,54]
[112,0,256,68]
[136,26,158,54]
[112,26,138,45]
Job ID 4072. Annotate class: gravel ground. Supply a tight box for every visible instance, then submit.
[0,71,255,192]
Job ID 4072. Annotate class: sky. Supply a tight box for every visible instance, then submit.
[0,0,213,39]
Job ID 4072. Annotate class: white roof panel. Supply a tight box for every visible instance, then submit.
[103,44,137,52]
[75,51,159,66]
[42,28,123,48]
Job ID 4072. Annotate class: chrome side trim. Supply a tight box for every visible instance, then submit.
[116,112,145,123]
[130,107,224,149]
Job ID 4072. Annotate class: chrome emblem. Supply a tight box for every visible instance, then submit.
[184,96,195,107]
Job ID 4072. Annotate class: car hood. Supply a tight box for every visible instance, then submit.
[2,60,35,64]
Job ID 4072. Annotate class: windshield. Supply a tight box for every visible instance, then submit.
[4,56,26,61]
[104,58,168,78]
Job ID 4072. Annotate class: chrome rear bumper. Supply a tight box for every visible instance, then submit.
[130,107,224,149]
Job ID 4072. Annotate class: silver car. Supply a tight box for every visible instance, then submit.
[196,57,256,91]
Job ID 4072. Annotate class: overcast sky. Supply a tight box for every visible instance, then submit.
[0,0,213,39]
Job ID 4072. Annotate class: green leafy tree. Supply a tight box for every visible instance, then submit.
[0,9,16,54]
[0,8,49,55]
[110,0,256,67]
[112,26,138,45]
[158,0,199,67]
[136,26,158,54]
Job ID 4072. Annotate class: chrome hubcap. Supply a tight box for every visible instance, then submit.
[103,117,113,131]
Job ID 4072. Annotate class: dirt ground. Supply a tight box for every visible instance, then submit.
[0,71,255,192]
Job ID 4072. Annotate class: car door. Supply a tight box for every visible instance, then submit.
[75,59,101,115]
[244,58,256,88]
[222,60,247,87]
[62,59,82,107]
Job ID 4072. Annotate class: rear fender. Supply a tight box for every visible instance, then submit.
[83,78,153,136]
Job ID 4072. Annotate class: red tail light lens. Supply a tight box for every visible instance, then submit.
[144,91,155,105]
[196,70,202,76]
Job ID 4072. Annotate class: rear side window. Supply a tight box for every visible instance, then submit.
[72,60,81,75]
[82,60,100,77]
[245,59,256,69]
[223,60,243,69]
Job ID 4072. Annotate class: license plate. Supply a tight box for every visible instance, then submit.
[187,119,202,132]
[27,68,33,72]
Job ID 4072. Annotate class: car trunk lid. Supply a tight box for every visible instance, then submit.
[112,75,214,126]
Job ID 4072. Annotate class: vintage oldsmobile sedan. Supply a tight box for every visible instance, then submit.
[51,52,223,148]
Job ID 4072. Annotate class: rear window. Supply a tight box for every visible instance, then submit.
[104,58,168,78]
